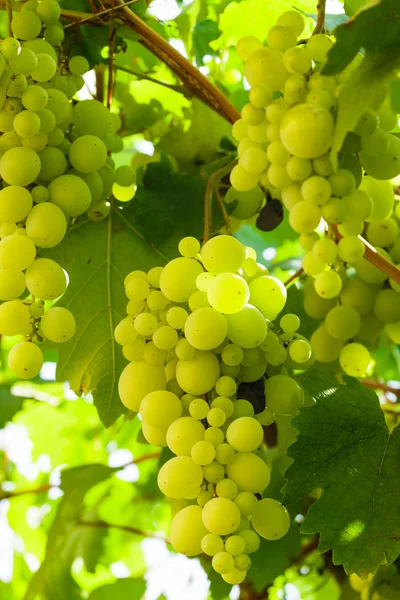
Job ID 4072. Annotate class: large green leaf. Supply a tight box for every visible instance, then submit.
[0,387,23,428]
[24,464,115,600]
[88,578,146,600]
[344,0,374,16]
[283,375,400,576]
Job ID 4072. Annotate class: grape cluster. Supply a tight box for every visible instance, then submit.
[115,234,314,582]
[229,11,400,378]
[0,0,135,379]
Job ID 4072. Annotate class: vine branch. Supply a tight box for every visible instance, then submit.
[362,380,400,401]
[313,0,327,35]
[78,520,170,543]
[284,267,304,287]
[115,65,189,96]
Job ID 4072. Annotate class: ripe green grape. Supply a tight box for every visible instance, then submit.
[366,218,399,247]
[325,305,361,340]
[11,11,42,40]
[289,339,311,363]
[207,407,226,427]
[226,452,270,493]
[221,343,244,366]
[158,456,203,499]
[47,174,93,217]
[69,55,89,76]
[249,275,287,320]
[248,84,273,108]
[225,535,246,556]
[240,146,268,174]
[339,342,372,377]
[201,235,246,275]
[286,156,312,181]
[207,273,249,314]
[69,135,107,173]
[114,317,137,345]
[215,478,237,500]
[166,416,205,455]
[176,350,220,395]
[311,325,343,363]
[361,127,390,156]
[31,53,57,82]
[191,440,216,465]
[201,533,224,556]
[0,147,41,186]
[264,374,303,415]
[0,299,30,335]
[153,325,179,350]
[40,307,76,343]
[170,505,208,556]
[230,164,259,192]
[73,99,112,139]
[244,47,289,92]
[37,0,61,23]
[280,104,334,159]
[301,175,331,205]
[306,33,333,62]
[202,497,241,536]
[212,551,235,574]
[339,278,374,316]
[0,234,36,271]
[184,307,228,350]
[225,304,267,348]
[283,46,311,75]
[360,135,400,180]
[0,185,32,223]
[338,236,365,263]
[25,258,67,300]
[267,24,297,51]
[0,269,26,301]
[374,289,400,324]
[189,398,209,420]
[140,390,182,429]
[289,201,322,233]
[314,270,343,299]
[226,416,263,452]
[215,377,236,396]
[160,257,203,303]
[8,341,43,379]
[37,146,67,182]
[251,498,290,540]
[26,202,67,248]
[1,37,20,60]
[312,238,338,262]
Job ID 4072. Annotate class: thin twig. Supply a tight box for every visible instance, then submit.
[284,268,304,287]
[107,24,117,109]
[78,520,170,543]
[313,0,327,35]
[362,380,400,401]
[115,65,189,96]
[203,160,237,243]
[214,188,232,235]
[63,0,140,28]
[5,0,11,37]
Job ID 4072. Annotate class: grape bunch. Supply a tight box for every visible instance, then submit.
[229,10,400,378]
[115,234,314,582]
[0,0,135,379]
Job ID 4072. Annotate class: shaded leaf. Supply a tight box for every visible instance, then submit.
[193,20,221,66]
[344,0,372,16]
[0,387,23,428]
[88,578,146,600]
[283,375,400,576]
[390,78,400,113]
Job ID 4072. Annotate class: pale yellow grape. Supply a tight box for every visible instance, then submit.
[114,318,137,345]
[354,248,390,284]
[235,554,251,571]
[48,174,91,217]
[170,505,208,556]
[0,269,25,301]
[226,452,270,493]
[306,34,334,62]
[283,46,312,74]
[204,427,224,448]
[289,201,321,233]
[189,398,209,420]
[140,390,182,429]
[184,307,228,350]
[256,408,275,426]
[202,497,241,536]
[230,164,258,192]
[249,84,273,108]
[312,238,337,262]
[118,360,166,411]
[158,456,203,499]
[225,304,267,348]
[360,135,400,180]
[286,157,312,181]
[0,234,36,271]
[311,326,343,363]
[122,339,145,361]
[361,128,390,156]
[281,184,303,211]
[143,342,167,366]
[212,551,235,574]
[249,275,287,321]
[166,416,205,455]
[234,491,258,516]
[232,119,248,141]
[339,343,372,377]
[206,273,249,315]
[0,185,32,223]
[360,176,394,222]
[247,120,268,144]
[314,271,342,299]
[126,278,149,301]
[14,110,41,138]
[26,203,67,248]
[11,11,42,40]
[1,37,20,60]
[252,498,290,540]
[0,147,41,186]
[321,197,346,224]
[201,235,246,275]
[178,237,200,258]
[40,307,76,343]
[264,375,303,415]
[367,218,399,247]
[301,175,332,205]
[244,47,289,91]
[280,104,334,159]
[216,478,237,500]
[289,339,312,363]
[225,535,246,556]
[374,289,400,324]
[338,220,364,237]
[241,104,264,125]
[146,290,168,311]
[236,36,263,62]
[196,272,214,292]
[69,135,107,174]
[221,343,244,366]
[165,358,178,381]
[226,416,263,452]
[385,321,400,344]
[240,147,268,175]
[211,396,234,418]
[8,341,43,379]
[203,460,225,484]
[328,169,356,197]
[175,338,196,360]
[338,236,365,263]
[0,299,30,335]
[160,257,203,303]
[25,258,67,301]
[189,290,210,311]
[278,10,305,36]
[191,440,216,465]
[207,407,226,427]
[201,533,224,556]
[153,325,179,350]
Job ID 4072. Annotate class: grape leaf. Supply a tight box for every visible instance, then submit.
[88,578,146,599]
[193,20,221,66]
[44,208,167,427]
[0,387,23,428]
[283,375,400,576]
[344,0,373,16]
[297,9,348,33]
[24,464,115,600]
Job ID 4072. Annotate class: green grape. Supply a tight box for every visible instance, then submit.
[306,88,335,111]
[226,452,270,493]
[312,238,338,262]
[289,201,322,233]
[267,164,293,188]
[339,342,371,377]
[47,174,92,217]
[289,339,312,363]
[301,175,331,205]
[325,305,361,340]
[40,307,76,343]
[153,325,179,350]
[248,84,273,108]
[236,35,263,61]
[277,10,305,35]
[9,48,38,75]
[251,498,290,540]
[175,338,196,360]
[225,535,246,556]
[256,407,275,425]
[345,189,374,222]
[119,359,166,411]
[29,300,45,318]
[385,320,400,344]
[7,73,28,98]
[140,390,182,429]
[125,277,149,301]
[241,103,265,125]
[374,289,400,324]
[8,341,43,379]
[244,47,289,91]
[0,299,30,335]
[23,132,48,152]
[338,236,365,262]
[22,85,48,111]
[204,426,224,448]
[1,37,20,60]
[47,126,64,147]
[211,396,234,418]
[230,164,258,192]
[166,416,205,455]
[25,258,67,300]
[360,127,390,156]
[170,505,208,556]
[0,223,17,239]
[0,269,25,301]
[306,33,333,61]
[189,290,210,311]
[201,533,224,556]
[328,169,356,198]
[36,108,55,135]
[114,317,137,345]
[249,275,287,320]
[141,421,167,446]
[280,313,300,333]
[176,236,200,259]
[0,147,41,186]
[184,307,228,350]
[203,461,225,483]
[240,146,268,175]
[69,135,107,173]
[225,304,267,348]
[284,74,307,104]
[191,440,216,465]
[226,416,263,452]
[146,290,168,311]
[280,104,334,159]
[73,99,112,139]
[339,278,374,316]
[232,400,254,419]
[202,497,241,535]
[207,407,226,427]
[266,123,280,142]
[37,0,61,22]
[338,220,364,237]
[231,119,248,142]
[0,234,36,271]
[314,270,342,299]
[134,313,157,336]
[321,197,346,224]
[215,478,237,500]
[160,257,203,303]
[176,350,220,395]
[26,202,67,248]
[0,108,17,134]
[31,53,57,82]
[189,398,209,420]
[221,343,244,366]
[266,141,290,166]
[354,108,378,137]
[286,156,312,181]
[360,135,400,180]
[235,554,251,571]
[215,443,235,465]
[43,89,69,126]
[281,184,303,211]
[201,235,246,275]
[367,218,398,247]
[310,325,343,363]
[267,24,297,51]
[68,55,89,76]
[143,341,167,366]
[0,186,32,223]
[11,11,42,40]
[283,46,311,75]
[233,491,258,516]
[264,374,303,415]
[212,551,235,574]
[207,273,249,315]
[354,249,390,284]
[44,22,64,45]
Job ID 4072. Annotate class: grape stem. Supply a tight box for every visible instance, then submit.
[361,379,400,401]
[115,65,190,96]
[78,519,170,543]
[5,0,11,37]
[107,23,117,109]
[313,0,326,35]
[214,188,232,236]
[203,160,237,243]
[284,267,304,287]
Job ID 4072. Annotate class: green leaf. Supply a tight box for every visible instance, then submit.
[44,209,167,427]
[283,375,400,576]
[0,387,23,428]
[296,9,348,33]
[344,0,371,16]
[25,464,115,600]
[193,20,221,66]
[327,50,400,168]
[88,578,146,600]
[390,78,400,113]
